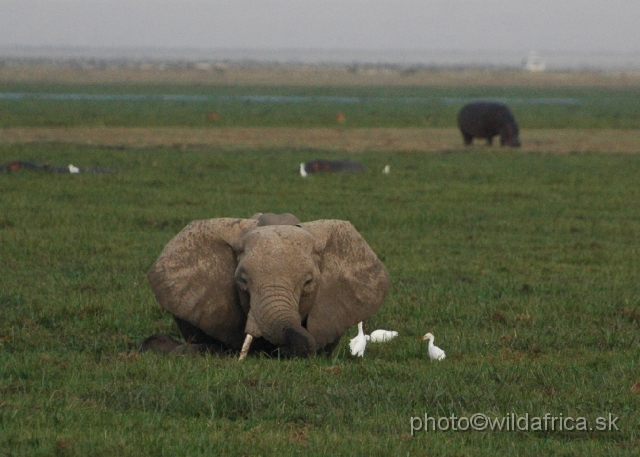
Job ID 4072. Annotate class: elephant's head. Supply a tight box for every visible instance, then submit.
[146,215,389,358]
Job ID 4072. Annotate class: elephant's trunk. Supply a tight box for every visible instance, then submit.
[245,284,316,357]
[252,285,302,344]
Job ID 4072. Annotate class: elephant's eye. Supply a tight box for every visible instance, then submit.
[303,276,314,290]
[236,274,248,290]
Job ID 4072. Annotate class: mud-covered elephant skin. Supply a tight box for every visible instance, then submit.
[143,214,389,358]
[457,102,521,147]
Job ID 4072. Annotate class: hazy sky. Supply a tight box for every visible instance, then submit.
[2,0,639,53]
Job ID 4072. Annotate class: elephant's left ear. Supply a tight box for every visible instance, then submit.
[146,218,258,349]
[300,220,390,347]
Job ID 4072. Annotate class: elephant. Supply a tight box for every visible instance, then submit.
[457,102,521,147]
[142,213,390,358]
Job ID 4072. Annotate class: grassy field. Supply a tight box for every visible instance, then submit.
[1,79,640,129]
[1,68,640,455]
[1,144,639,456]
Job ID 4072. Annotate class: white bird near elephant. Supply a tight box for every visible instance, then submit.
[349,321,367,357]
[366,329,398,342]
[421,332,446,360]
[299,163,308,178]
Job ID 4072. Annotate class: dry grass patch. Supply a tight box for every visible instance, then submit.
[2,65,640,87]
[2,127,640,154]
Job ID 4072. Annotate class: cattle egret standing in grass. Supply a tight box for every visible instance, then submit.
[366,329,398,342]
[383,165,390,174]
[300,163,308,178]
[421,332,446,360]
[68,164,80,174]
[349,322,367,357]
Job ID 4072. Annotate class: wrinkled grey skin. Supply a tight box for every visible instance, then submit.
[457,102,521,147]
[143,213,389,358]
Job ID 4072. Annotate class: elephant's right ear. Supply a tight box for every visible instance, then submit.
[147,218,258,349]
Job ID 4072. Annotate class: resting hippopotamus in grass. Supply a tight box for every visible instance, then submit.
[300,159,365,177]
[457,102,521,147]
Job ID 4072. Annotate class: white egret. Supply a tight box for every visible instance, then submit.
[382,165,390,174]
[68,164,80,174]
[349,322,367,357]
[299,163,308,178]
[366,329,398,342]
[421,332,446,360]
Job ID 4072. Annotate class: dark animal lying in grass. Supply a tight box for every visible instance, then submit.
[142,212,389,358]
[0,160,115,174]
[300,159,365,177]
[457,102,521,147]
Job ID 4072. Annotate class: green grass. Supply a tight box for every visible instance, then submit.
[1,143,639,455]
[1,83,640,128]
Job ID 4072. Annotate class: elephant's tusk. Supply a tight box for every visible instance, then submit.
[238,334,254,361]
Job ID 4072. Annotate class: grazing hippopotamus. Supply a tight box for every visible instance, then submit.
[457,102,521,147]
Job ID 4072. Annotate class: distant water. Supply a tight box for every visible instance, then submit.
[1,47,639,71]
[0,92,583,105]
